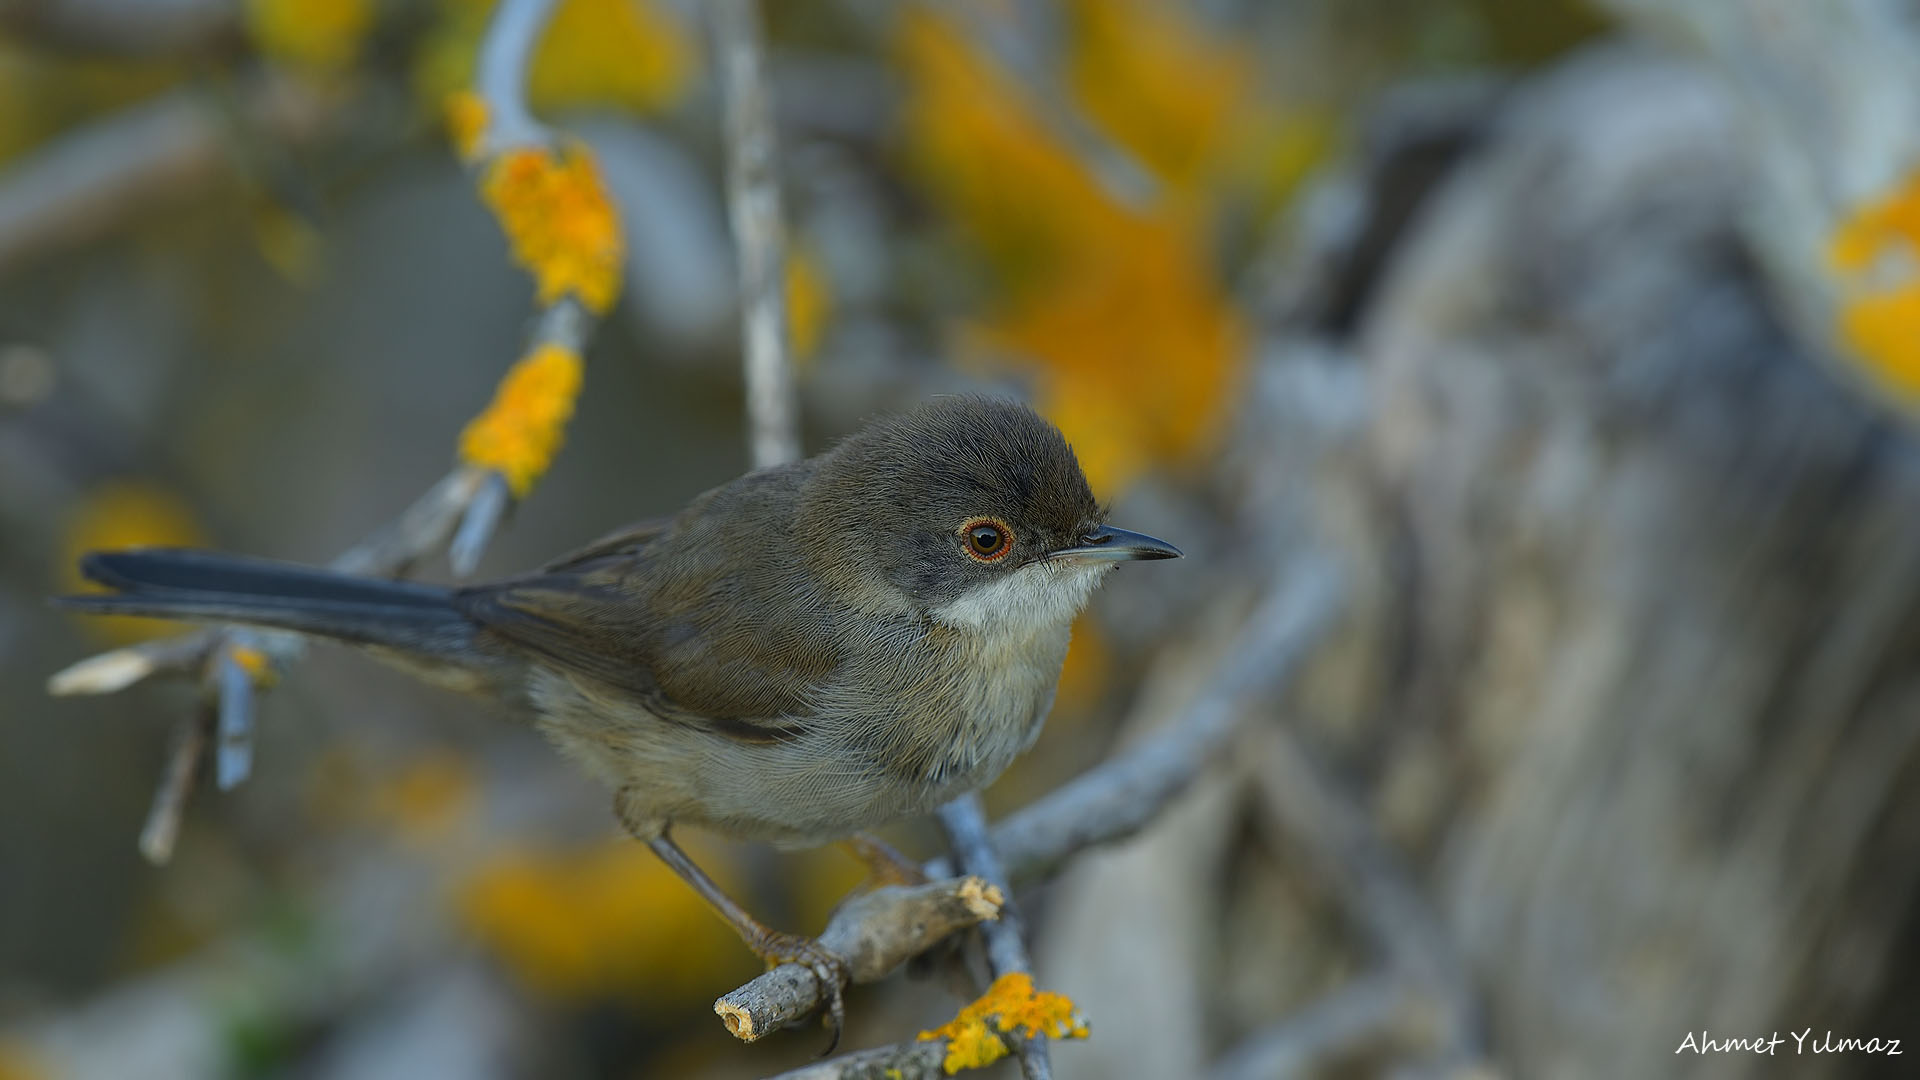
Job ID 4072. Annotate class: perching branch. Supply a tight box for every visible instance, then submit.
[712,558,1345,1046]
[709,0,802,469]
[713,876,1004,1042]
[937,793,1051,1080]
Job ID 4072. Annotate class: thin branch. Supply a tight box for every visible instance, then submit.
[0,0,238,56]
[769,1039,948,1080]
[1209,973,1412,1080]
[710,0,802,469]
[1248,726,1486,1066]
[0,74,332,276]
[474,0,557,152]
[925,559,1344,884]
[938,793,1051,1080]
[137,700,215,865]
[713,876,1004,1042]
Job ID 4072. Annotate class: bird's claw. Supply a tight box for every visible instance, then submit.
[753,931,849,1055]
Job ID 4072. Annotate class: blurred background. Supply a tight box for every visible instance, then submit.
[4,0,1920,1077]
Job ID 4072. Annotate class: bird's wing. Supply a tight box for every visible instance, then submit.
[539,516,673,572]
[456,546,837,744]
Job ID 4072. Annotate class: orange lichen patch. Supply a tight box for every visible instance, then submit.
[895,9,1250,492]
[785,241,833,364]
[481,144,624,313]
[1829,168,1920,399]
[919,972,1090,1073]
[60,482,209,644]
[246,0,376,72]
[1830,170,1920,273]
[444,90,489,162]
[458,344,584,496]
[459,837,751,1001]
[225,643,277,686]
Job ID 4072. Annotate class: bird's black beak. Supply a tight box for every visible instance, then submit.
[1050,525,1183,563]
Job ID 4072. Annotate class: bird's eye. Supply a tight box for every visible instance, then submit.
[961,518,1013,562]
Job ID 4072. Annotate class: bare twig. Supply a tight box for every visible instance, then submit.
[769,1040,948,1080]
[473,0,556,152]
[938,793,1051,1080]
[1209,973,1413,1080]
[713,876,1004,1042]
[925,560,1344,884]
[710,0,802,469]
[1249,728,1485,1066]
[137,701,215,865]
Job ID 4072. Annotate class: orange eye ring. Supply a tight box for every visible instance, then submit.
[960,517,1014,563]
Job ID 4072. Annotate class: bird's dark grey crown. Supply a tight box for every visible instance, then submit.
[798,396,1102,602]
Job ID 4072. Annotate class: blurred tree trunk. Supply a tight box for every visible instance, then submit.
[1326,43,1920,1079]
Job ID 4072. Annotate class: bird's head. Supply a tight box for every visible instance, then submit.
[798,396,1180,633]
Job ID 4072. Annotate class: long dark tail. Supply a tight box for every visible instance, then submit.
[59,549,482,666]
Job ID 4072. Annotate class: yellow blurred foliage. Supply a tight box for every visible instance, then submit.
[481,144,624,314]
[249,202,325,283]
[785,240,834,365]
[1065,0,1254,196]
[0,1042,47,1080]
[246,0,376,73]
[60,482,209,644]
[0,38,186,168]
[460,837,751,1001]
[303,746,477,844]
[416,0,693,117]
[527,0,693,114]
[894,5,1310,492]
[919,971,1090,1073]
[1051,615,1111,715]
[1830,168,1920,399]
[459,344,585,496]
[370,751,478,844]
[444,90,489,162]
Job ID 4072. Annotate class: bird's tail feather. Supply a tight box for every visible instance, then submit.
[59,549,480,664]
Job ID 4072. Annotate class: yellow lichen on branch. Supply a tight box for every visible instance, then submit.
[225,643,277,687]
[1830,168,1920,399]
[918,972,1090,1074]
[458,345,584,496]
[481,144,624,314]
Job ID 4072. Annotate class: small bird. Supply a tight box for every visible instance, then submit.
[59,396,1179,1032]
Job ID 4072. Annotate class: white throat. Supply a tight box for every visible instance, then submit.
[929,560,1111,637]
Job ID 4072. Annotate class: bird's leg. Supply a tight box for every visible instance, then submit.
[642,828,849,1051]
[839,831,929,887]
